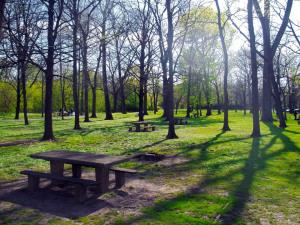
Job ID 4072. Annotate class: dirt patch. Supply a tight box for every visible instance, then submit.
[0,139,38,148]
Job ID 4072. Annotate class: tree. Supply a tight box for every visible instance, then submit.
[78,1,98,122]
[100,0,113,120]
[215,0,230,131]
[165,0,177,139]
[253,0,293,128]
[69,0,81,129]
[248,0,260,137]
[5,0,42,125]
[42,0,64,140]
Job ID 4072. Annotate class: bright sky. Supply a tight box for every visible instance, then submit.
[213,0,300,51]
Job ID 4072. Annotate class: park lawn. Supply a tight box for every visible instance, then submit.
[0,111,299,225]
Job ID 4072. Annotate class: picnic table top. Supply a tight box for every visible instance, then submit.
[30,150,133,167]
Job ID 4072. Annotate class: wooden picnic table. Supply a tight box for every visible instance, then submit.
[131,121,153,132]
[30,150,133,193]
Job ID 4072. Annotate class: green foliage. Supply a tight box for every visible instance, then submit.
[0,82,15,113]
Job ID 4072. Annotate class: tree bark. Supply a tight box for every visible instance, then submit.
[82,37,90,122]
[15,65,21,120]
[102,20,113,120]
[91,51,101,118]
[166,0,177,139]
[21,61,29,125]
[248,0,260,137]
[42,0,56,140]
[215,0,230,131]
[72,0,81,129]
[116,39,126,114]
[186,65,192,118]
[253,0,292,128]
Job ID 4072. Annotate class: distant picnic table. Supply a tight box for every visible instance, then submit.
[129,121,156,132]
[174,117,188,125]
[21,150,137,202]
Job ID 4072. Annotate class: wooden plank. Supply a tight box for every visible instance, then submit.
[50,160,64,176]
[72,164,82,178]
[21,170,98,186]
[115,171,125,188]
[30,151,131,167]
[95,166,110,193]
[110,167,137,174]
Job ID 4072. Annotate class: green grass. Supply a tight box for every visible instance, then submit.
[0,110,299,224]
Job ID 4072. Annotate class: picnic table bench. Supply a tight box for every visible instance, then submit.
[174,117,188,125]
[129,121,156,132]
[20,150,137,202]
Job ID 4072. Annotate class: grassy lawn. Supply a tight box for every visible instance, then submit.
[0,111,299,224]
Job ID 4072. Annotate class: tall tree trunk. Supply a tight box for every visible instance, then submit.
[138,70,144,121]
[91,48,101,118]
[198,91,202,116]
[206,100,212,116]
[15,65,21,120]
[186,65,192,118]
[116,41,126,114]
[143,82,148,115]
[253,0,292,128]
[162,73,168,118]
[243,77,247,115]
[72,0,80,129]
[111,71,118,112]
[215,0,230,131]
[59,34,64,120]
[261,2,273,122]
[138,29,146,121]
[215,83,221,115]
[120,77,126,114]
[82,38,90,122]
[21,61,29,125]
[247,72,252,113]
[248,0,260,137]
[41,73,45,117]
[79,48,84,115]
[102,20,113,120]
[42,0,55,140]
[166,0,177,139]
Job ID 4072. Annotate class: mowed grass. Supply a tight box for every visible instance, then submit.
[0,110,299,224]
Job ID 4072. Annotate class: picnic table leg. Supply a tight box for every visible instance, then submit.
[135,124,140,132]
[95,166,109,193]
[72,164,82,178]
[50,160,64,186]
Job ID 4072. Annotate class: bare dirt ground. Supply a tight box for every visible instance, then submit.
[0,139,38,147]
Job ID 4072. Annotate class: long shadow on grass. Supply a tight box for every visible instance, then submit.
[120,124,298,224]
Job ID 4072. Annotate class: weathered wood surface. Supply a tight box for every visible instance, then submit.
[30,150,132,167]
[110,167,137,174]
[21,170,98,202]
[110,167,137,188]
[20,170,99,186]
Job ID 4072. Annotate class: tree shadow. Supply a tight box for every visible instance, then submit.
[0,179,111,219]
[119,123,299,224]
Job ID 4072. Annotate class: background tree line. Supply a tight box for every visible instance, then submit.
[0,0,299,139]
